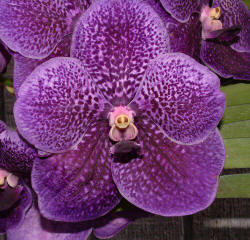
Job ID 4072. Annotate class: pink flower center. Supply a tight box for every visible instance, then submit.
[200,5,223,39]
[108,106,138,142]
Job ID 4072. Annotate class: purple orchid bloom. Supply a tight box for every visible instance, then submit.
[14,0,226,222]
[159,0,250,80]
[0,0,93,59]
[7,203,148,240]
[0,120,36,233]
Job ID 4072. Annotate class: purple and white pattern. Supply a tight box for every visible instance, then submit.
[14,0,226,223]
[0,0,92,58]
[0,121,37,174]
[160,0,209,22]
[72,0,169,105]
[13,35,71,97]
[130,53,225,144]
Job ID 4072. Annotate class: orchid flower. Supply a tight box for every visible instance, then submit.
[0,121,34,233]
[14,0,226,222]
[159,0,250,80]
[0,0,93,59]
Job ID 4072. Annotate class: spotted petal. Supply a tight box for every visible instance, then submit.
[0,0,91,58]
[14,57,110,153]
[0,128,37,174]
[0,182,32,233]
[160,0,208,23]
[130,53,226,144]
[112,118,225,216]
[166,13,201,60]
[213,0,250,52]
[32,121,121,222]
[71,0,169,106]
[201,40,250,80]
[13,36,71,97]
[7,205,92,240]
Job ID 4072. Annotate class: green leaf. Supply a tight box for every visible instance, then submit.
[220,83,250,168]
[224,138,250,168]
[217,174,250,198]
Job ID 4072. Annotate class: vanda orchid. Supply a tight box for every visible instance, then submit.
[159,0,250,80]
[0,121,34,233]
[13,0,226,224]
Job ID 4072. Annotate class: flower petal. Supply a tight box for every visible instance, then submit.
[213,0,250,52]
[7,205,92,240]
[166,13,201,60]
[71,0,169,106]
[200,40,250,80]
[130,53,226,144]
[0,0,91,58]
[0,121,7,134]
[0,182,32,233]
[93,208,148,239]
[160,0,207,23]
[0,41,11,73]
[14,57,110,153]
[112,118,225,216]
[0,129,37,174]
[32,121,121,222]
[13,36,71,97]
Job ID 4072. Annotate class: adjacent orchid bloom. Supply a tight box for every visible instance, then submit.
[200,0,250,80]
[14,0,226,222]
[0,120,36,233]
[0,0,93,59]
[0,169,32,234]
[7,203,148,240]
[160,0,250,80]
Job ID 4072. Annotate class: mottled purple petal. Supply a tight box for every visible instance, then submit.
[213,0,250,52]
[72,0,169,106]
[93,208,149,239]
[201,40,250,80]
[130,53,226,144]
[0,182,32,233]
[160,0,208,23]
[112,118,225,216]
[0,129,37,174]
[14,57,110,153]
[0,121,7,134]
[13,36,71,97]
[32,121,121,222]
[7,205,92,240]
[0,0,92,58]
[166,13,202,60]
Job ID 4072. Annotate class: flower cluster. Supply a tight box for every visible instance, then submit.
[0,0,249,239]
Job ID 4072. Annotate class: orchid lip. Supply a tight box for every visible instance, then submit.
[108,106,138,142]
[200,5,223,40]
